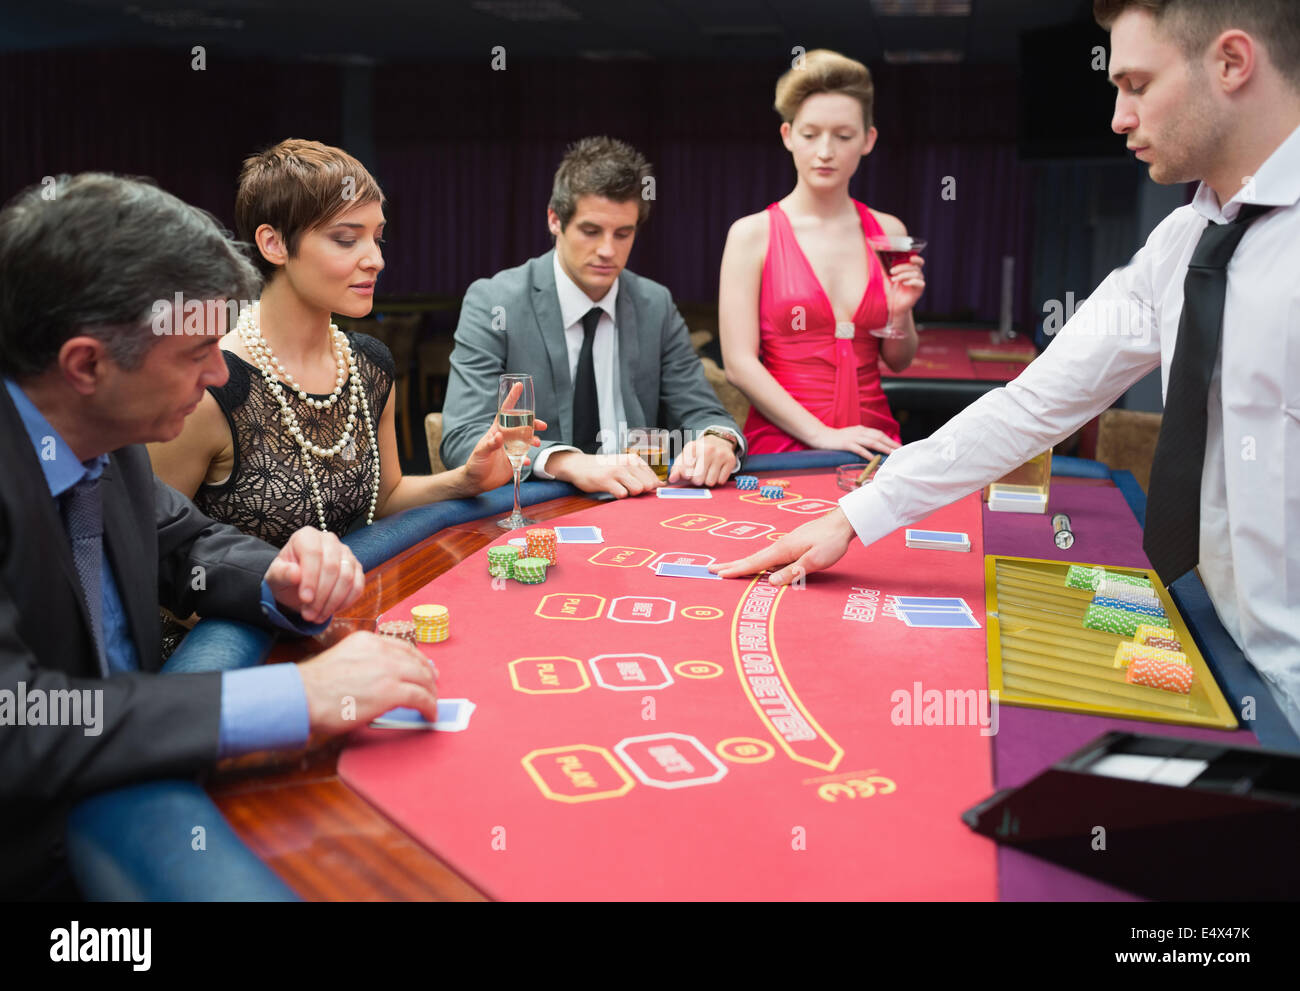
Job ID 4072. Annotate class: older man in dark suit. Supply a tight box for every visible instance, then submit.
[441,137,744,498]
[0,174,438,898]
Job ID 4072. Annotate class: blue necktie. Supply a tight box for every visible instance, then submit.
[61,476,108,677]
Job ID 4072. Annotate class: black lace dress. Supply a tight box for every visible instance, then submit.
[160,332,394,658]
[194,331,395,546]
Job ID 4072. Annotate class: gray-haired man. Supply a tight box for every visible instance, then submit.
[0,174,438,896]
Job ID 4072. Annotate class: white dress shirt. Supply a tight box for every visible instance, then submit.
[840,124,1300,736]
[532,252,742,478]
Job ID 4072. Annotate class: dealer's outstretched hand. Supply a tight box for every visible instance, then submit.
[711,507,858,586]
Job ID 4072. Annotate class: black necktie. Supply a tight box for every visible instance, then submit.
[1143,203,1269,586]
[572,307,602,455]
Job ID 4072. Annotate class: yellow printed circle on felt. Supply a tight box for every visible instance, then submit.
[681,605,724,620]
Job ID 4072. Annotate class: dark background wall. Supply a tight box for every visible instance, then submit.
[0,0,1183,408]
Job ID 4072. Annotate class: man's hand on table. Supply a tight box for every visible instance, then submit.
[299,633,439,734]
[668,434,738,487]
[547,450,663,498]
[712,507,858,586]
[264,527,366,624]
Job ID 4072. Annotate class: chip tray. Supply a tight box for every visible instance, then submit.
[984,555,1237,729]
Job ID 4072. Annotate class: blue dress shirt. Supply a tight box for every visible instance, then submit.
[5,379,314,757]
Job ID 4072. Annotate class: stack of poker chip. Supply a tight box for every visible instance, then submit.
[512,556,549,584]
[410,604,450,643]
[735,475,759,491]
[1097,576,1162,610]
[1113,640,1189,669]
[1092,594,1166,620]
[759,485,785,500]
[1065,565,1154,592]
[376,619,417,644]
[1065,565,1106,590]
[525,528,558,566]
[1082,602,1148,637]
[1126,656,1195,694]
[1134,623,1183,652]
[1104,572,1153,589]
[1079,567,1171,639]
[487,544,521,579]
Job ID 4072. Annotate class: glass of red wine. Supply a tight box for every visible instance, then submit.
[867,235,927,339]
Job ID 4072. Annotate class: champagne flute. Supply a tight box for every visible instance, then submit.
[496,373,536,529]
[867,235,927,339]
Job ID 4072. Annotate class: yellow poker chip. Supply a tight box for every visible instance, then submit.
[411,604,448,620]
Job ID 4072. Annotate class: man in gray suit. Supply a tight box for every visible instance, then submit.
[441,137,745,498]
[0,174,438,897]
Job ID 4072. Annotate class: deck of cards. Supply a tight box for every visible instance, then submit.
[370,699,476,731]
[904,529,971,552]
[656,487,712,499]
[891,596,980,629]
[554,525,603,543]
[987,484,1048,513]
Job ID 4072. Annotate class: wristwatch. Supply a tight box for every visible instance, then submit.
[701,428,739,450]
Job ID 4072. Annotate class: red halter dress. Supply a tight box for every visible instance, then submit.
[742,201,901,454]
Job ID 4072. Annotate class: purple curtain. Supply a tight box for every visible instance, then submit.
[2,52,1036,325]
[372,60,1035,325]
[0,50,343,232]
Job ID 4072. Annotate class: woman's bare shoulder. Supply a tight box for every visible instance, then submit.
[725,210,771,255]
[868,208,908,236]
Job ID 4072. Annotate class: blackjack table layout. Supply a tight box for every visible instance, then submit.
[65,452,1299,901]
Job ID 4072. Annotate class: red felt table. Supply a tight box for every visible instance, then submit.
[204,463,1257,901]
[879,326,1037,382]
[337,470,997,900]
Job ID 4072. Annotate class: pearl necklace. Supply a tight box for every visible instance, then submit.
[236,303,380,531]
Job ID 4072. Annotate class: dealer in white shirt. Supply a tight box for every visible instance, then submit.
[713,1,1300,735]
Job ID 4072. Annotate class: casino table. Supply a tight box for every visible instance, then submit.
[880,325,1039,412]
[64,451,1299,901]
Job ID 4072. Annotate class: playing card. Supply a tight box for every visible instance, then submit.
[370,699,477,731]
[894,596,973,612]
[654,562,721,579]
[904,529,969,545]
[554,526,603,543]
[897,609,981,629]
[655,487,712,499]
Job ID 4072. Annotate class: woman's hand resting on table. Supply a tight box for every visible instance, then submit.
[811,424,900,460]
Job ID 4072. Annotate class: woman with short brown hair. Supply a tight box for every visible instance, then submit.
[149,138,541,546]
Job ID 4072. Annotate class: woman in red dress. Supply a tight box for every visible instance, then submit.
[719,49,926,458]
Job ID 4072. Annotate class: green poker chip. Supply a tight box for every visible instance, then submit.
[1082,603,1146,637]
[1106,573,1153,589]
[1065,565,1105,590]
